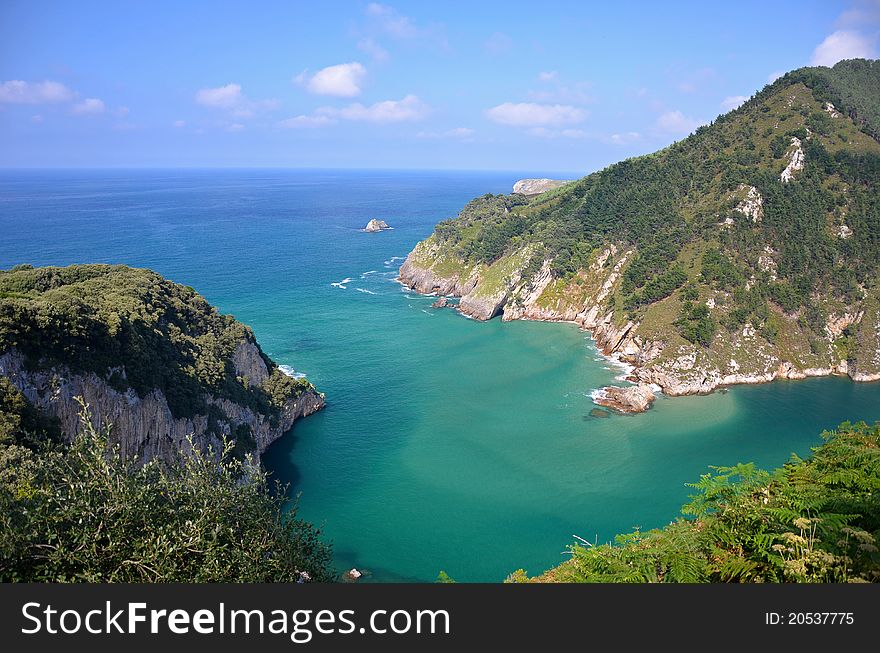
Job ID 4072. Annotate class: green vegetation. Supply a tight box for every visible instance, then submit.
[0,399,332,582]
[412,60,880,376]
[509,421,880,583]
[0,264,314,427]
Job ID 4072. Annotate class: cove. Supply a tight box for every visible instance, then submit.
[3,169,879,582]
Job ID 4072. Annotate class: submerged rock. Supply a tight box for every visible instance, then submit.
[593,384,655,413]
[364,219,391,232]
[588,408,611,419]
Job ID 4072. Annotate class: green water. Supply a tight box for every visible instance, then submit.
[265,306,880,582]
[4,169,879,583]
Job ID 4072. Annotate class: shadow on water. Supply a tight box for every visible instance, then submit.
[263,428,303,492]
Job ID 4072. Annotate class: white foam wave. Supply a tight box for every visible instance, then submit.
[361,270,377,277]
[356,288,377,295]
[383,255,406,267]
[278,364,306,380]
[331,277,353,289]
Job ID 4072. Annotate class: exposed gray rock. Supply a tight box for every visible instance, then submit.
[593,384,655,413]
[0,348,324,465]
[512,178,569,196]
[364,219,391,232]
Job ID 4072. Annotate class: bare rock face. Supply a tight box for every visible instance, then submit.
[512,179,569,196]
[364,219,391,232]
[0,348,324,465]
[593,384,656,413]
[431,297,449,308]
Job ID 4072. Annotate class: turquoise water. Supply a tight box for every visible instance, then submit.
[3,169,880,582]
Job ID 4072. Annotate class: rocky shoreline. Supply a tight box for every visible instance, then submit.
[398,244,878,413]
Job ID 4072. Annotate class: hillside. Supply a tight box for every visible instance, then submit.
[0,264,324,462]
[0,264,332,581]
[400,59,880,408]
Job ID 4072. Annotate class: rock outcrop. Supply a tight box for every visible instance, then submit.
[0,347,324,465]
[512,179,569,196]
[593,384,655,413]
[364,219,391,232]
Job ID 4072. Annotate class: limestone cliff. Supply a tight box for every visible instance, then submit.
[0,264,324,463]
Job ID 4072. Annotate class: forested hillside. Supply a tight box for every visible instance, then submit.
[401,59,880,400]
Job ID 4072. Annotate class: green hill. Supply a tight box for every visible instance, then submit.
[0,264,331,582]
[400,59,880,402]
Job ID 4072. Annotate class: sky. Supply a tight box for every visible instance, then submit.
[1,0,879,174]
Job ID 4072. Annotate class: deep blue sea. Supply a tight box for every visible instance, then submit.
[3,169,880,582]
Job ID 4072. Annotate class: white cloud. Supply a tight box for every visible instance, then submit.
[318,94,429,123]
[485,102,587,127]
[656,110,703,136]
[484,32,513,55]
[72,98,105,114]
[810,30,877,66]
[416,127,475,139]
[196,83,243,108]
[0,80,74,104]
[538,71,558,82]
[358,38,389,62]
[173,120,186,128]
[278,115,336,129]
[227,123,245,132]
[767,71,784,83]
[299,62,367,97]
[115,106,130,117]
[195,83,278,118]
[720,95,748,111]
[609,131,641,145]
[31,114,43,123]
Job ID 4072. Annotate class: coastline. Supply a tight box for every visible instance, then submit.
[397,252,879,412]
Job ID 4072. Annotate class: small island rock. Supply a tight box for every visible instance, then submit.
[345,568,363,581]
[593,384,655,413]
[431,297,449,308]
[364,219,391,232]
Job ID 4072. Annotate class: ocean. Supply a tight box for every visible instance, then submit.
[3,168,880,582]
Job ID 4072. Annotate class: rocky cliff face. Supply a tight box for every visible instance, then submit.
[399,240,880,408]
[0,345,324,465]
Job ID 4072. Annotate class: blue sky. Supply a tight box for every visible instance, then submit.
[1,0,878,173]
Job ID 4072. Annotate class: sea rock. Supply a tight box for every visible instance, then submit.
[364,219,391,232]
[589,408,611,418]
[345,568,363,581]
[512,179,569,196]
[431,297,449,308]
[593,384,655,413]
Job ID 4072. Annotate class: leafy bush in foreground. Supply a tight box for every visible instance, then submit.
[0,402,333,582]
[510,421,880,583]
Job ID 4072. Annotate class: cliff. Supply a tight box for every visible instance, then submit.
[0,264,324,463]
[400,60,880,407]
